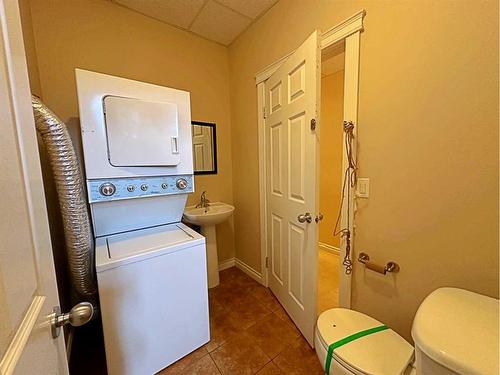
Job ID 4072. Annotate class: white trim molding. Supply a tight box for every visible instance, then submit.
[257,82,268,287]
[318,242,341,255]
[218,257,236,271]
[0,296,45,375]
[320,10,366,50]
[235,259,263,284]
[255,10,366,84]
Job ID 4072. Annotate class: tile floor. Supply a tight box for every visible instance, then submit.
[317,248,339,315]
[159,267,324,375]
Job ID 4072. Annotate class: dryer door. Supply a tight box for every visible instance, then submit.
[103,95,180,166]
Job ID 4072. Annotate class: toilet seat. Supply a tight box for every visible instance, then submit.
[316,308,414,375]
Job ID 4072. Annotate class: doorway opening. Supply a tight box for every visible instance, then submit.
[317,42,345,316]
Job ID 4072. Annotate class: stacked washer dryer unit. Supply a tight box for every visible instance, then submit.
[76,69,209,375]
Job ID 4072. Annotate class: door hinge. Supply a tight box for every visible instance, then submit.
[310,118,317,131]
[265,256,269,268]
[263,107,267,119]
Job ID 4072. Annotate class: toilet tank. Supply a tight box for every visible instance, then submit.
[411,288,499,375]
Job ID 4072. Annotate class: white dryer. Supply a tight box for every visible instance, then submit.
[95,223,208,375]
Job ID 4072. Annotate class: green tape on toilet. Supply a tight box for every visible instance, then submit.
[324,325,389,374]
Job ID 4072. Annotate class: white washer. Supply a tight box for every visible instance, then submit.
[95,223,208,375]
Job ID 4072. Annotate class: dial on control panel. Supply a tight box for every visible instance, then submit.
[99,182,116,196]
[176,178,188,190]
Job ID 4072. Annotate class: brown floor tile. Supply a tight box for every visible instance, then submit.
[247,284,282,312]
[182,354,221,375]
[272,336,323,375]
[210,332,271,375]
[245,312,300,359]
[219,268,259,290]
[219,267,242,284]
[211,283,257,309]
[255,362,283,375]
[209,267,322,375]
[158,346,208,374]
[272,304,295,327]
[227,296,273,330]
[206,310,244,352]
[209,294,227,318]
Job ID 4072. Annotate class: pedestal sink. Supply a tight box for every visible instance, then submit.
[183,202,235,288]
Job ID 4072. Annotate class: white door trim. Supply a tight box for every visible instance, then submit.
[256,10,365,309]
[257,82,269,286]
[255,10,365,85]
[320,9,366,50]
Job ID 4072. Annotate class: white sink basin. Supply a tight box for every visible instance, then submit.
[183,202,235,226]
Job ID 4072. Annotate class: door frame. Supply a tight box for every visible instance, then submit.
[255,10,365,309]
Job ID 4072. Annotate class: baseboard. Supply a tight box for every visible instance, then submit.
[318,242,340,255]
[235,258,263,284]
[218,257,235,271]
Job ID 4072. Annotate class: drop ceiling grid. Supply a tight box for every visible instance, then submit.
[111,0,278,45]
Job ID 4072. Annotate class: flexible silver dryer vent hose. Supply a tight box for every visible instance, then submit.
[32,95,97,301]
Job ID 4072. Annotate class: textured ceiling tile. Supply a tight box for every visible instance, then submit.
[114,0,206,29]
[190,0,251,45]
[216,0,278,19]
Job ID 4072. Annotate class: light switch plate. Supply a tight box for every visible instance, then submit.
[357,178,370,198]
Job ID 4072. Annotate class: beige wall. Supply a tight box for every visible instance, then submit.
[319,70,344,248]
[25,0,235,261]
[229,0,499,340]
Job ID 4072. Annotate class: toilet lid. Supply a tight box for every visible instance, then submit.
[317,308,414,375]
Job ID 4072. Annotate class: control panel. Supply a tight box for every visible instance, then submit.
[87,175,193,203]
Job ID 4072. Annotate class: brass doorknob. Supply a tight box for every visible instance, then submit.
[297,213,312,223]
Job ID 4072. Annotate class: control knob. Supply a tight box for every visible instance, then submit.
[99,182,116,197]
[176,178,188,190]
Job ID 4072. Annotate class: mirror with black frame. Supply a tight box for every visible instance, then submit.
[191,121,217,175]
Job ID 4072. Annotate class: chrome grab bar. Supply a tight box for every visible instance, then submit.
[357,252,400,275]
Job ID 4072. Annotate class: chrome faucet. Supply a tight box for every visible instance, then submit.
[196,191,210,209]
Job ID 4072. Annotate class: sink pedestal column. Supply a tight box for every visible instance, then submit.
[201,225,219,288]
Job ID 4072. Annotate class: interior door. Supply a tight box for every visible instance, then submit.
[0,2,69,374]
[265,31,320,346]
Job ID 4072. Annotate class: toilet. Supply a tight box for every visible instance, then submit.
[315,288,499,375]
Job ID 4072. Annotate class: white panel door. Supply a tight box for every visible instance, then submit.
[0,2,68,374]
[265,31,320,346]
